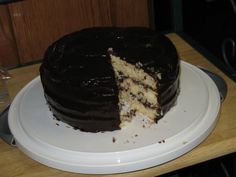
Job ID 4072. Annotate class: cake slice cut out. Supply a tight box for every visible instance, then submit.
[110,53,161,126]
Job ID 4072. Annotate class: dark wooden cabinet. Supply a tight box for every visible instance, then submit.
[0,0,150,68]
[0,5,19,67]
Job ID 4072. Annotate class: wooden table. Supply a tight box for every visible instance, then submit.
[1,33,236,177]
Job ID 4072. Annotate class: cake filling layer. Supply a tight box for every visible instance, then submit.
[110,54,160,123]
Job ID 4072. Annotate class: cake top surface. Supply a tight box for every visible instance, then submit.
[40,27,179,103]
[42,27,179,82]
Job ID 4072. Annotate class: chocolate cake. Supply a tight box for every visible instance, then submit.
[40,27,180,132]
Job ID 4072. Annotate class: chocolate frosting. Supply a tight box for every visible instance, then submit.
[40,27,180,132]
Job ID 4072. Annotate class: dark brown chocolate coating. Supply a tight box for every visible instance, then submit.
[40,27,180,132]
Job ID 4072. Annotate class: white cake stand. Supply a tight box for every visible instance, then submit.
[8,61,221,174]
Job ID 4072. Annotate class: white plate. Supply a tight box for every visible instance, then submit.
[8,61,221,174]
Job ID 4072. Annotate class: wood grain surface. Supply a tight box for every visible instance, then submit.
[110,0,149,27]
[1,33,236,177]
[8,0,112,64]
[7,0,149,65]
[0,4,19,67]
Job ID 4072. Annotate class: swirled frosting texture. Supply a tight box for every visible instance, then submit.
[40,27,180,132]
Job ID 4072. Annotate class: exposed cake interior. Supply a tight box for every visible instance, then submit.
[110,52,160,126]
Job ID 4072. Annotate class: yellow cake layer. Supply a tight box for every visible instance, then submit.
[119,90,159,123]
[110,54,156,90]
[110,54,160,123]
[119,78,157,106]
